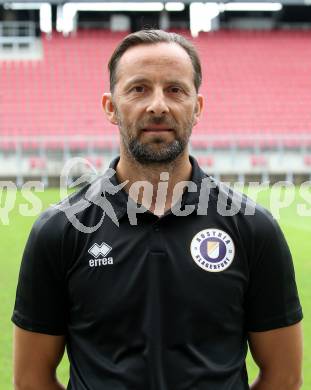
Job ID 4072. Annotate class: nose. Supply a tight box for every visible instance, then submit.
[146,89,169,115]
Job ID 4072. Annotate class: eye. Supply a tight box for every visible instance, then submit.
[168,86,183,94]
[131,85,145,93]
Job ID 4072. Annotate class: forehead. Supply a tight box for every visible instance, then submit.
[115,42,194,85]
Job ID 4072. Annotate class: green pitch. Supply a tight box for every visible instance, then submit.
[0,187,310,388]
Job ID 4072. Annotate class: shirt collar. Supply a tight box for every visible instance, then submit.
[105,155,208,219]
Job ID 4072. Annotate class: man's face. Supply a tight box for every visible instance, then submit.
[103,42,203,165]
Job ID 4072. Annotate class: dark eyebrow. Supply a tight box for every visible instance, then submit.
[166,80,190,89]
[123,77,150,90]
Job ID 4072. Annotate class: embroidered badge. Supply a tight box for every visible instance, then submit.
[190,228,235,272]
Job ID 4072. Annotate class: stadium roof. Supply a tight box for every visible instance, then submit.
[0,0,309,5]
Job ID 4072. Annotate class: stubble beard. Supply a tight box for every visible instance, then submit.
[116,111,194,165]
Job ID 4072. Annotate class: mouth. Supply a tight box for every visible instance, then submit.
[142,127,174,133]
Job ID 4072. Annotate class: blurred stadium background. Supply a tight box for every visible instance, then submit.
[0,0,311,184]
[1,0,311,389]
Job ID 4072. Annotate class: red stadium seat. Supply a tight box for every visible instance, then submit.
[197,155,214,168]
[85,156,104,169]
[0,30,310,149]
[28,156,46,169]
[250,155,268,167]
[303,155,311,166]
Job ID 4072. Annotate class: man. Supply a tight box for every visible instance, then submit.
[12,30,303,390]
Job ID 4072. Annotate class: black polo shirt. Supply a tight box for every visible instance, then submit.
[12,156,302,390]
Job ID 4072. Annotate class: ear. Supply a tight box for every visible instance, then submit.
[102,93,118,125]
[193,94,204,127]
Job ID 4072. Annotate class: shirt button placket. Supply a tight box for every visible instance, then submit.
[150,223,164,252]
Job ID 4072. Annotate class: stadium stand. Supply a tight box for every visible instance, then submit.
[28,156,46,170]
[197,155,214,169]
[1,29,311,150]
[85,155,104,169]
[304,155,311,167]
[250,154,268,167]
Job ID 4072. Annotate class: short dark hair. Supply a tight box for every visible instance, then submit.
[108,29,202,93]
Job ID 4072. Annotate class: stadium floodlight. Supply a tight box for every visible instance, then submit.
[190,1,283,37]
[62,2,166,34]
[5,2,52,34]
[190,3,220,37]
[65,2,165,12]
[56,5,63,33]
[165,2,185,11]
[221,2,283,12]
[4,3,42,10]
[62,3,77,34]
[40,3,52,34]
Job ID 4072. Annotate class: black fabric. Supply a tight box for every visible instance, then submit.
[12,156,303,390]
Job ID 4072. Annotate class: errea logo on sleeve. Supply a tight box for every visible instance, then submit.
[88,242,114,267]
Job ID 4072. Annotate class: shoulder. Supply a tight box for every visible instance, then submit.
[29,178,96,242]
[205,178,287,252]
[31,171,121,241]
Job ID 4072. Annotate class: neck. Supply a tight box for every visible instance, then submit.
[116,149,192,216]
